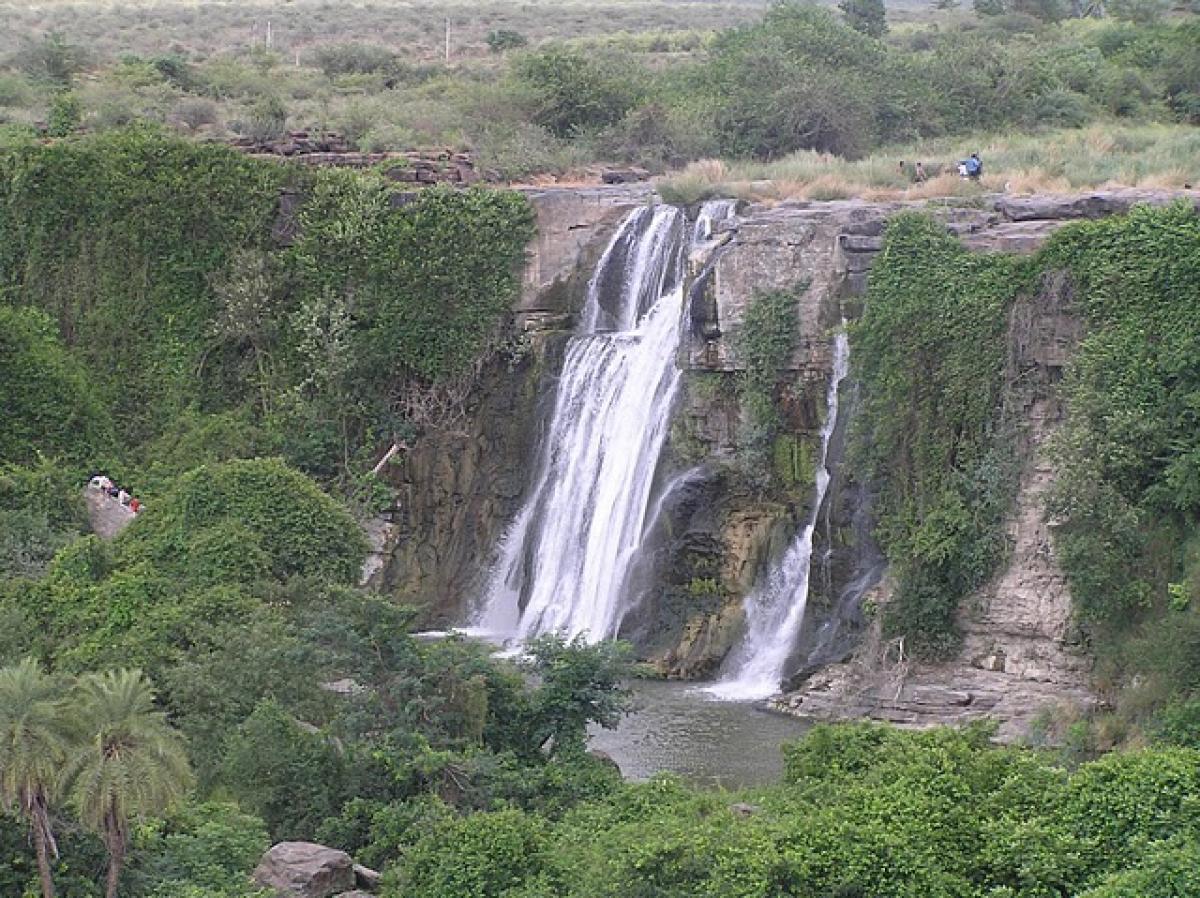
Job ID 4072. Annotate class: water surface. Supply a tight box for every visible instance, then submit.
[588,679,812,789]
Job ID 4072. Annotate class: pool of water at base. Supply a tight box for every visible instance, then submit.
[587,679,813,789]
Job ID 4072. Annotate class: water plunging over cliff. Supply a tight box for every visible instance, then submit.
[691,199,736,246]
[708,329,851,700]
[474,204,698,642]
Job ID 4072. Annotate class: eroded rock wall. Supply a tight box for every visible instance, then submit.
[644,200,893,678]
[775,270,1096,740]
[374,186,648,621]
[376,185,1197,737]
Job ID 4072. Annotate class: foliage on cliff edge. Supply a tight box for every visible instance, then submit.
[852,213,1023,659]
[0,129,534,488]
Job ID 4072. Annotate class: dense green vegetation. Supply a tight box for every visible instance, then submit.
[853,202,1200,730]
[0,127,566,898]
[0,2,1197,178]
[1040,203,1200,722]
[1,2,1198,892]
[733,286,809,492]
[853,214,1024,658]
[382,723,1200,898]
[0,129,533,492]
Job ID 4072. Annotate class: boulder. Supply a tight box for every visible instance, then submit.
[253,842,355,898]
[601,167,650,184]
[587,749,622,775]
[353,863,382,891]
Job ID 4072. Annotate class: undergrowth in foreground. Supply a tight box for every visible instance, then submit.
[383,723,1200,898]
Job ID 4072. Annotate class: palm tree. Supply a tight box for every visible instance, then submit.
[0,658,71,898]
[63,669,193,898]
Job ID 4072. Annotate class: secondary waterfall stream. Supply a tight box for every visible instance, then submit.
[708,328,852,700]
[476,202,732,643]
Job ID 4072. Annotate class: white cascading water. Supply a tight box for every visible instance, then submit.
[475,203,733,643]
[707,327,851,700]
[691,198,736,246]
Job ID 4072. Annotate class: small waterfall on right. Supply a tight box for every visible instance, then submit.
[707,328,851,701]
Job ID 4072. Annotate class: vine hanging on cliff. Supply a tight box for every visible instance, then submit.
[851,213,1024,660]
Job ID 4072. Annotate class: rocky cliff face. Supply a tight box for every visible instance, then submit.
[775,268,1096,741]
[372,186,651,621]
[376,184,1197,736]
[647,189,1197,690]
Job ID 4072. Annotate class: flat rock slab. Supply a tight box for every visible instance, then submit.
[254,842,355,898]
[995,189,1200,222]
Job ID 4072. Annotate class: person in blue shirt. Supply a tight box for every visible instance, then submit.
[963,153,983,179]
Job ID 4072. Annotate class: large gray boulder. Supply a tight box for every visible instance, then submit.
[253,842,355,898]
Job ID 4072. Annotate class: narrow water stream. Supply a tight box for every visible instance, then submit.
[587,680,813,789]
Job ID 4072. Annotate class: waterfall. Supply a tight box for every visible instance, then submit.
[691,199,736,246]
[475,202,733,643]
[707,328,851,700]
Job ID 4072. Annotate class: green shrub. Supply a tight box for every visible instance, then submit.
[1079,838,1200,898]
[119,457,367,585]
[0,307,113,465]
[14,32,90,85]
[0,457,87,579]
[387,808,548,898]
[1062,748,1200,875]
[515,47,644,137]
[221,698,353,840]
[311,43,399,78]
[486,30,529,53]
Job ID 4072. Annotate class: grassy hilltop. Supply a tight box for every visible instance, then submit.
[0,0,1196,183]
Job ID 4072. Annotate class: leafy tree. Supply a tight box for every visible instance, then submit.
[0,459,87,581]
[119,457,368,585]
[220,698,354,841]
[242,95,288,143]
[311,43,398,77]
[63,669,193,898]
[15,33,89,85]
[1105,0,1170,22]
[515,47,644,137]
[386,807,547,898]
[839,0,888,37]
[520,635,632,758]
[134,801,271,897]
[0,659,71,898]
[46,92,81,138]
